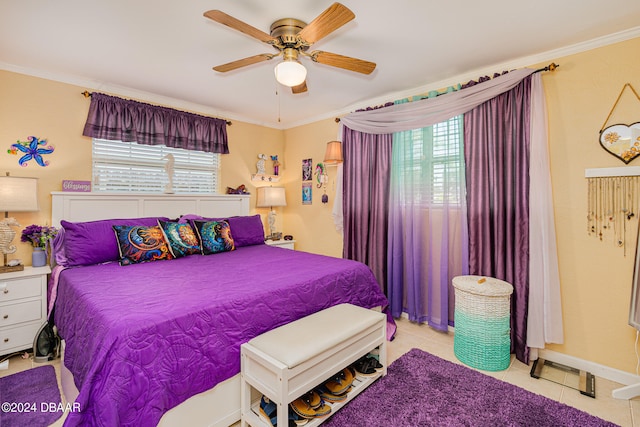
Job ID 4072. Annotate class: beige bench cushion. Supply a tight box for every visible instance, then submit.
[248,304,385,369]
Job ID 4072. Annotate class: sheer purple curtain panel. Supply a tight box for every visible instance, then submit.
[83,93,229,154]
[387,118,469,330]
[342,127,393,293]
[464,76,532,363]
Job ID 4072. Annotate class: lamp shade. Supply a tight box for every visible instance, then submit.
[324,141,343,165]
[274,60,307,87]
[256,186,287,208]
[0,176,39,212]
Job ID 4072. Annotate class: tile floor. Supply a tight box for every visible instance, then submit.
[0,316,637,426]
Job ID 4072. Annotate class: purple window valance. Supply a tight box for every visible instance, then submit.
[82,93,229,154]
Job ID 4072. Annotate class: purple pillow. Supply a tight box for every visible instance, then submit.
[52,228,68,267]
[178,214,265,247]
[228,215,265,247]
[177,214,212,224]
[60,217,168,266]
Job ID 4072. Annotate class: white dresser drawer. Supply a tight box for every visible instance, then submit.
[0,300,42,327]
[0,267,49,356]
[0,322,40,354]
[0,276,42,303]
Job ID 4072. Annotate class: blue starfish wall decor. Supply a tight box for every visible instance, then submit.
[9,136,55,167]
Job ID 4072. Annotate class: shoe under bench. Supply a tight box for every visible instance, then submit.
[240,303,388,427]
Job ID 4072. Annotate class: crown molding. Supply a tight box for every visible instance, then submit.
[0,61,279,129]
[2,26,639,130]
[286,26,640,129]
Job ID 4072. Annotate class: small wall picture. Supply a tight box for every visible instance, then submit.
[302,158,312,181]
[302,183,312,205]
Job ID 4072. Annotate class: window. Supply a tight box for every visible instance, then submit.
[92,139,220,193]
[395,115,464,205]
[430,116,464,204]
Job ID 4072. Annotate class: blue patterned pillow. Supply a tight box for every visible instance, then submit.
[193,220,235,255]
[113,225,174,266]
[158,220,201,258]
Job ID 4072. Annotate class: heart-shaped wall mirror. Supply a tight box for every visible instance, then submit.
[599,122,640,164]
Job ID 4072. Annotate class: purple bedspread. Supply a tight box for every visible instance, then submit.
[54,245,391,426]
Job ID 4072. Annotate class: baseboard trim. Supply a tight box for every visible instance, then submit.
[537,348,639,387]
[398,313,639,387]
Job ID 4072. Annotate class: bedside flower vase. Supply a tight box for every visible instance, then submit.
[32,248,47,267]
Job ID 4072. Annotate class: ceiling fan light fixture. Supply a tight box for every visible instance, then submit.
[274,60,307,87]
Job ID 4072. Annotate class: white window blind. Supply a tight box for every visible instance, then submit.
[400,115,464,205]
[92,139,220,193]
[430,116,463,204]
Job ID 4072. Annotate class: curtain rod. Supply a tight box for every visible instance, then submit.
[81,91,232,126]
[334,62,560,123]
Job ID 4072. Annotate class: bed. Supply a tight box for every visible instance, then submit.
[49,192,393,427]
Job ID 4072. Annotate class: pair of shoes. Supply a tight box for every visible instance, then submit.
[352,355,383,377]
[323,367,356,395]
[315,384,351,403]
[300,390,322,409]
[260,396,308,426]
[290,393,331,420]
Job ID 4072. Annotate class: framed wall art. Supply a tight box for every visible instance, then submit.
[302,182,312,205]
[302,158,312,181]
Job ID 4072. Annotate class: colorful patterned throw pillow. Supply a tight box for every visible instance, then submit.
[193,220,235,255]
[113,225,174,266]
[158,220,201,258]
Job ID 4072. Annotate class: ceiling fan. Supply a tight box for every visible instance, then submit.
[203,2,376,94]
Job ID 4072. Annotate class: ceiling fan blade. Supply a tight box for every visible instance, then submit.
[297,3,355,45]
[213,54,275,72]
[292,81,308,94]
[204,10,276,44]
[311,51,376,74]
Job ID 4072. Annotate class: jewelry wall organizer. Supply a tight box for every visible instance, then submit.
[586,167,640,255]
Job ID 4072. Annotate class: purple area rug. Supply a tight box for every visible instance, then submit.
[324,348,617,427]
[0,365,62,427]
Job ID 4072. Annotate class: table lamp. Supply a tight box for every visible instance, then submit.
[256,186,287,240]
[0,175,39,273]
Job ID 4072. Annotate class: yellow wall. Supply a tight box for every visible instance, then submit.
[1,71,89,265]
[2,35,640,376]
[279,37,640,374]
[283,119,343,257]
[542,37,640,373]
[224,121,284,232]
[0,70,284,264]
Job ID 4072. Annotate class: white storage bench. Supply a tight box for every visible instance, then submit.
[240,303,387,427]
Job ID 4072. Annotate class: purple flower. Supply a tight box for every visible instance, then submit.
[21,224,58,248]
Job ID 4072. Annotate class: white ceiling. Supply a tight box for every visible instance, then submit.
[2,1,640,129]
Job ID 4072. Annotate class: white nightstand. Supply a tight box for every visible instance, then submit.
[0,266,50,356]
[265,239,296,250]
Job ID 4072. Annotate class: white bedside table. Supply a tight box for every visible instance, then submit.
[0,265,50,356]
[265,239,296,250]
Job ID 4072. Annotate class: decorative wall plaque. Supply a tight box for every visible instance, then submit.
[599,83,640,164]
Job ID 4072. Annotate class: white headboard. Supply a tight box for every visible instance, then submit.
[51,192,250,227]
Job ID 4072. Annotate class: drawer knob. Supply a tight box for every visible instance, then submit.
[2,289,8,294]
[3,338,8,343]
[2,315,7,319]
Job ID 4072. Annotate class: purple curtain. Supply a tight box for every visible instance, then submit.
[464,76,532,363]
[342,126,393,293]
[83,93,229,154]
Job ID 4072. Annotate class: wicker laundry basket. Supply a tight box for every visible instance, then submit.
[453,275,513,371]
